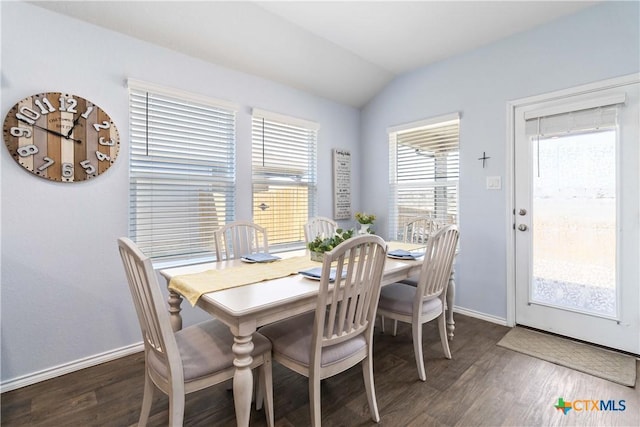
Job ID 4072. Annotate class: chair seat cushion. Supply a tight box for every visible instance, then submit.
[259,312,366,368]
[149,319,271,382]
[378,283,442,316]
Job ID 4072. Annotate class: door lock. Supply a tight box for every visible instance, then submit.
[518,224,528,231]
[518,209,527,216]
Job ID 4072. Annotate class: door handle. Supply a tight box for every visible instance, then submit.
[518,224,528,231]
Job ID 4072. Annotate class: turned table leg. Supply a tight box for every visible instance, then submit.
[232,334,254,427]
[446,269,455,340]
[168,290,183,332]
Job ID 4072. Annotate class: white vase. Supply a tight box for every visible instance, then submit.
[310,251,324,262]
[358,223,370,235]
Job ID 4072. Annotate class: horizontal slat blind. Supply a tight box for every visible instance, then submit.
[525,104,619,137]
[389,117,459,240]
[129,87,236,260]
[252,112,317,247]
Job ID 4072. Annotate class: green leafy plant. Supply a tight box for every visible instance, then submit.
[355,212,376,224]
[307,228,355,253]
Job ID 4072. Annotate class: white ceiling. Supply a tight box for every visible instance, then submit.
[28,1,599,108]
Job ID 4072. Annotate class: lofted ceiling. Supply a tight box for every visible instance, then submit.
[28,1,599,108]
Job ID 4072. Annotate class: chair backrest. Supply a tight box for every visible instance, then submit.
[415,225,459,302]
[403,215,443,244]
[117,238,183,383]
[310,235,387,363]
[214,221,269,260]
[304,216,338,243]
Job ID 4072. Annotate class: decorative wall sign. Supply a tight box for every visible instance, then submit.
[333,148,351,220]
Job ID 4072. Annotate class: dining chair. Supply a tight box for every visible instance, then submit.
[303,216,338,243]
[396,217,453,292]
[117,237,274,426]
[259,234,388,426]
[377,225,459,381]
[214,221,269,260]
[396,216,444,291]
[402,215,442,244]
[380,215,444,332]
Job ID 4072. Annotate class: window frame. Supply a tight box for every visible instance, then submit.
[128,79,238,263]
[251,108,319,250]
[388,112,460,241]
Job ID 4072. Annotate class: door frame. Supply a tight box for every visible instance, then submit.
[505,73,640,329]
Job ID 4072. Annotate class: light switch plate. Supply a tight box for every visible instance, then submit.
[486,176,501,190]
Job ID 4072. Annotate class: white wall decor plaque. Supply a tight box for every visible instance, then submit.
[333,149,351,220]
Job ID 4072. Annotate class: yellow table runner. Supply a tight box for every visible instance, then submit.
[169,256,320,306]
[169,242,424,306]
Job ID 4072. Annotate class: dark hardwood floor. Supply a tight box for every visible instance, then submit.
[2,315,638,426]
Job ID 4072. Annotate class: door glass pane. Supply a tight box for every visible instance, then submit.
[531,130,616,317]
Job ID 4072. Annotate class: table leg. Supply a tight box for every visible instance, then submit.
[446,269,455,340]
[232,334,254,427]
[168,290,183,332]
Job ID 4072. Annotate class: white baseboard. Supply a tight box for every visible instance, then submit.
[453,306,508,326]
[0,342,143,393]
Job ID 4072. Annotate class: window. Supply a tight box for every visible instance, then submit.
[251,109,318,248]
[525,102,621,317]
[128,80,236,260]
[388,113,460,240]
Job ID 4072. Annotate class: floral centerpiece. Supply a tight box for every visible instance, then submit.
[355,212,375,234]
[355,212,376,224]
[307,228,354,261]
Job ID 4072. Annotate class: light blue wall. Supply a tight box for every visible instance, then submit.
[360,1,640,319]
[0,2,359,385]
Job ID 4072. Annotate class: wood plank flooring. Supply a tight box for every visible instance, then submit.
[2,315,638,426]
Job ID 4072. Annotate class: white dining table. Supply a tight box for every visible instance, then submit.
[159,248,456,427]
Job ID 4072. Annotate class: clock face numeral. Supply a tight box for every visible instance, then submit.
[16,108,39,125]
[61,162,74,178]
[81,106,94,119]
[37,157,54,171]
[10,127,32,138]
[99,137,115,146]
[58,97,78,113]
[93,121,110,132]
[95,151,111,162]
[4,92,120,182]
[34,98,56,114]
[17,144,38,157]
[80,159,96,174]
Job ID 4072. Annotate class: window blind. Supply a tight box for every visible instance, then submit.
[388,115,459,240]
[251,110,318,248]
[525,104,620,137]
[129,84,236,260]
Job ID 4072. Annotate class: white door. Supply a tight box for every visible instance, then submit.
[513,77,639,354]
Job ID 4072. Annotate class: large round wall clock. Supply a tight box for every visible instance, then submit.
[3,92,120,182]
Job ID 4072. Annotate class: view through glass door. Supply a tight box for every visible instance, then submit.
[531,120,617,317]
[513,78,639,354]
